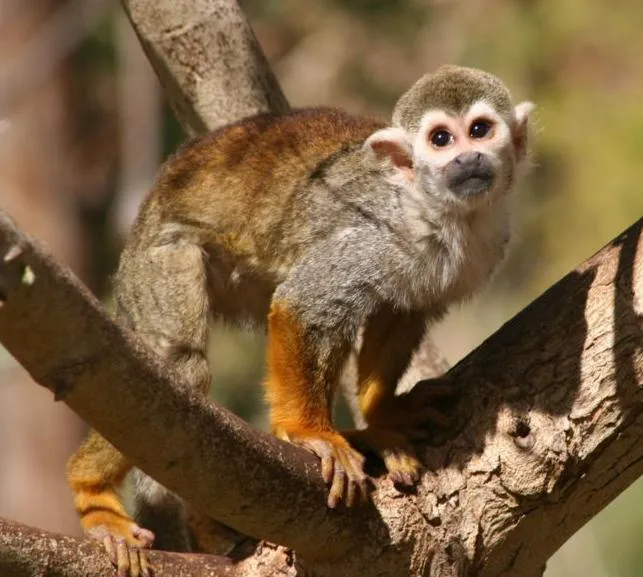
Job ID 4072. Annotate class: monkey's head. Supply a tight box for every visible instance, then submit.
[364,65,533,212]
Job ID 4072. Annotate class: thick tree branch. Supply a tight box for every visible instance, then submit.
[120,0,290,134]
[0,208,641,576]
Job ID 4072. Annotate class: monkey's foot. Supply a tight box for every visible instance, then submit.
[343,428,422,486]
[275,428,371,508]
[87,522,154,577]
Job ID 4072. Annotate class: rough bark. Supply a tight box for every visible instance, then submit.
[0,516,288,577]
[120,0,290,134]
[0,203,641,576]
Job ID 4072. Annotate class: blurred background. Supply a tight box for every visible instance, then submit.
[0,0,641,574]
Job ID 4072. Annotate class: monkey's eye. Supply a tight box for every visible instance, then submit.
[429,129,454,148]
[470,119,493,139]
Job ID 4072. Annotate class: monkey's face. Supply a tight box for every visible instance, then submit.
[363,88,532,214]
[411,101,527,212]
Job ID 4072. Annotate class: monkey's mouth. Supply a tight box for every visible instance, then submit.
[445,152,496,198]
[447,167,495,197]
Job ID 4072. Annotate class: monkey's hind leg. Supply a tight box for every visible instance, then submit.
[67,431,154,577]
[114,237,212,551]
[355,307,448,486]
[266,301,371,508]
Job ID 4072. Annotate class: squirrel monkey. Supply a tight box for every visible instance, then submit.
[67,65,533,574]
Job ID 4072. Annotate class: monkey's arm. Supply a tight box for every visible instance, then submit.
[267,299,370,508]
[338,307,428,485]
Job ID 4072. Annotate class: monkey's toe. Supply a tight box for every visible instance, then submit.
[382,450,422,486]
[344,428,423,487]
[324,444,371,508]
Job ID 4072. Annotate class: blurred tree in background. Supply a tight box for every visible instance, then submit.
[0,0,641,575]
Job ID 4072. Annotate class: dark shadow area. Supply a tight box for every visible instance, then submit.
[612,220,643,413]
[409,219,643,513]
[418,263,595,470]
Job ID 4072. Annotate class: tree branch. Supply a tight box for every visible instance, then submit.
[0,516,278,577]
[120,0,290,134]
[0,211,374,561]
[0,206,641,576]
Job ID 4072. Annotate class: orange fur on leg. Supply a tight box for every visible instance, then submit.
[265,301,334,434]
[358,307,427,426]
[265,301,369,507]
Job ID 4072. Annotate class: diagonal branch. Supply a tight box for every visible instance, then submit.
[120,0,290,134]
[0,206,641,576]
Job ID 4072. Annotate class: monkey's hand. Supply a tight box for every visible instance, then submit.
[77,489,154,577]
[275,427,372,508]
[88,522,154,577]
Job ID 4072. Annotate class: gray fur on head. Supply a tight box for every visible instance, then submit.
[392,65,514,133]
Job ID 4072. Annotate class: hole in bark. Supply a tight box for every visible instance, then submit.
[513,419,531,438]
[510,417,535,450]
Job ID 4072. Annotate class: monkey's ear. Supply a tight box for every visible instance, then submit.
[512,101,535,163]
[363,127,414,181]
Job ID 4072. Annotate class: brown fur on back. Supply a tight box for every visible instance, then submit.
[154,108,384,226]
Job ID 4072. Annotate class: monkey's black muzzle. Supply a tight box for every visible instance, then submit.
[445,151,495,197]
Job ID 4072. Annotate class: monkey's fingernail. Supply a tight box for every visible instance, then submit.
[3,245,22,262]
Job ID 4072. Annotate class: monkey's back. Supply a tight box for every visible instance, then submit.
[148,108,385,262]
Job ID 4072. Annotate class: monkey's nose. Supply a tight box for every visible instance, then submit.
[453,151,483,167]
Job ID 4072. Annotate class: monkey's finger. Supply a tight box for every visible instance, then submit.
[327,466,347,509]
[115,537,131,577]
[298,438,337,485]
[129,548,142,577]
[382,448,422,486]
[321,455,335,485]
[338,447,369,507]
[384,454,411,486]
[102,535,117,566]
